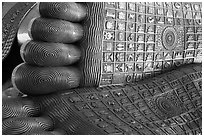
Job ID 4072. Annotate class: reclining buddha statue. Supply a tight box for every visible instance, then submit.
[2,2,202,135]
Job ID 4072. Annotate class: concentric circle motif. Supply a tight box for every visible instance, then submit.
[155,96,178,118]
[162,26,178,50]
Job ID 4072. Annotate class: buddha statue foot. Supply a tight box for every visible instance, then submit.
[2,2,202,135]
[5,2,202,95]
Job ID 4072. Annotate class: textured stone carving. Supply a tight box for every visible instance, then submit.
[3,64,202,135]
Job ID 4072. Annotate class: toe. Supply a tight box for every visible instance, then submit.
[29,17,84,43]
[3,97,40,120]
[39,2,87,22]
[3,116,53,135]
[12,63,81,95]
[21,40,81,66]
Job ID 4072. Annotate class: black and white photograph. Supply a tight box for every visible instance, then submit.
[2,1,202,135]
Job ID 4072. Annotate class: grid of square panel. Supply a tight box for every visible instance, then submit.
[100,2,202,86]
[68,68,202,134]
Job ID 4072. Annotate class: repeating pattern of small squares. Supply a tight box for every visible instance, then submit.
[100,2,202,86]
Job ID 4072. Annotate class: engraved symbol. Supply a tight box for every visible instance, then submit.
[127,33,135,41]
[164,61,171,68]
[194,4,200,11]
[116,43,125,51]
[155,53,163,61]
[99,91,110,98]
[104,52,114,62]
[186,42,194,49]
[107,2,115,6]
[147,16,154,23]
[147,6,154,14]
[104,42,113,51]
[197,42,202,48]
[137,44,144,51]
[165,2,171,8]
[135,63,143,71]
[174,2,181,9]
[118,12,126,20]
[185,50,194,57]
[155,2,162,6]
[166,18,173,24]
[166,10,173,17]
[174,60,183,67]
[187,35,194,41]
[175,11,182,18]
[138,5,145,13]
[186,27,194,33]
[164,52,172,60]
[197,34,202,41]
[138,14,145,23]
[118,2,126,9]
[175,18,182,25]
[103,64,113,73]
[106,10,115,19]
[125,63,134,72]
[155,16,164,24]
[146,35,154,43]
[194,12,202,19]
[115,63,124,72]
[154,62,162,69]
[117,22,125,31]
[137,35,144,42]
[128,23,135,31]
[144,62,153,71]
[162,27,178,50]
[115,52,125,62]
[147,2,154,6]
[174,51,183,59]
[118,32,125,41]
[126,75,133,83]
[157,8,163,15]
[186,19,194,25]
[104,31,114,40]
[185,11,192,19]
[137,25,145,33]
[128,3,135,11]
[126,53,134,61]
[106,21,115,30]
[146,44,154,51]
[195,19,201,25]
[147,26,154,33]
[196,27,202,33]
[128,13,135,20]
[184,3,191,10]
[155,95,182,118]
[145,53,153,61]
[106,2,116,9]
[127,43,134,51]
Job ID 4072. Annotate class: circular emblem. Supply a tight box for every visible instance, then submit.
[155,96,178,118]
[162,26,178,50]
